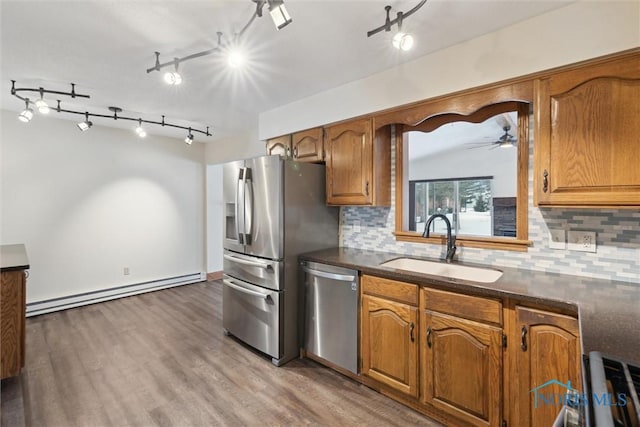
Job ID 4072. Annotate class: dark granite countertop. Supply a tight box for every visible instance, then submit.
[300,247,640,365]
[0,244,30,272]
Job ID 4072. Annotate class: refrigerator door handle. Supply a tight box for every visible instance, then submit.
[236,168,246,245]
[301,266,356,282]
[244,167,253,245]
[223,278,271,300]
[223,254,273,270]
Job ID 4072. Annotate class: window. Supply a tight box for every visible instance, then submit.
[410,177,496,237]
[393,100,531,251]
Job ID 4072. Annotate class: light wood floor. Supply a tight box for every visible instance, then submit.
[1,281,440,426]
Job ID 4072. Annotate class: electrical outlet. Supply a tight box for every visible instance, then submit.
[567,231,597,253]
[353,220,361,233]
[548,229,566,250]
[124,267,130,275]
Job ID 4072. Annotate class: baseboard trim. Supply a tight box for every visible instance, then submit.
[207,271,223,281]
[26,273,205,317]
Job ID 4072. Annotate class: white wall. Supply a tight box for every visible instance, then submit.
[206,163,223,273]
[408,145,517,197]
[205,128,263,165]
[259,1,640,139]
[0,109,206,303]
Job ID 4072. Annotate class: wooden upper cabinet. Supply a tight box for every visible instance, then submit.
[266,135,291,158]
[511,306,581,427]
[534,51,640,206]
[291,128,324,163]
[421,310,502,427]
[324,118,391,206]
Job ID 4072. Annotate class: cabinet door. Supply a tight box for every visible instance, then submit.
[511,306,580,427]
[361,294,418,397]
[266,135,291,157]
[1,270,26,380]
[292,128,323,163]
[325,118,373,205]
[534,52,640,206]
[422,311,502,427]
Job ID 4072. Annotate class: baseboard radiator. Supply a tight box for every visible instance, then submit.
[26,272,205,317]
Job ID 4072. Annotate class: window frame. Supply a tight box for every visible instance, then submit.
[394,101,532,252]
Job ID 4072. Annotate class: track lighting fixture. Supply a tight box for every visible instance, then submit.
[367,0,426,51]
[146,0,292,79]
[392,32,414,51]
[18,99,34,123]
[10,81,211,142]
[135,119,147,138]
[163,60,182,85]
[185,130,194,145]
[35,90,50,114]
[77,112,93,131]
[265,0,292,30]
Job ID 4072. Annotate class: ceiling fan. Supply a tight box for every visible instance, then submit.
[466,125,517,150]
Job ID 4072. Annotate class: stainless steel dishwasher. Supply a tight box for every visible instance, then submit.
[301,261,359,374]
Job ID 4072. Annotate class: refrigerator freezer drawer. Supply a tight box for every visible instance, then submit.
[222,275,281,360]
[223,250,283,291]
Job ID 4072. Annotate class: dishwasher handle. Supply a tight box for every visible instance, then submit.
[301,265,356,282]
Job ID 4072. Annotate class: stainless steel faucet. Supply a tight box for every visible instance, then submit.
[423,214,457,263]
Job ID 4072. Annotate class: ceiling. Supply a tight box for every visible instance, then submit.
[0,0,572,142]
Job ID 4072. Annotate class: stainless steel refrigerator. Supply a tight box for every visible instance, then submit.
[222,155,339,366]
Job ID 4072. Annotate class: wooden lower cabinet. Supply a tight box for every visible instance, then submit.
[421,310,503,426]
[510,305,581,427]
[361,293,419,397]
[1,270,26,379]
[358,276,581,427]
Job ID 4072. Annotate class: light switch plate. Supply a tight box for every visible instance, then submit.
[568,230,597,253]
[353,220,361,233]
[548,229,566,250]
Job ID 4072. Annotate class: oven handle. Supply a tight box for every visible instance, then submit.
[223,278,271,300]
[302,266,355,282]
[224,254,273,270]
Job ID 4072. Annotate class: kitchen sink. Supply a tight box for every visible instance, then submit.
[380,257,503,283]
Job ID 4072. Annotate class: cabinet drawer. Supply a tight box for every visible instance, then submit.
[422,287,502,325]
[362,275,418,306]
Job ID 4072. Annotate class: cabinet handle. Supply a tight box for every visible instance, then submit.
[542,169,549,193]
[521,326,528,351]
[426,326,432,348]
[409,322,415,342]
[365,181,370,196]
[293,147,298,158]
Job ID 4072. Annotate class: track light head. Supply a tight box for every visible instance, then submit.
[77,120,93,131]
[77,112,92,131]
[164,71,182,85]
[18,99,34,122]
[135,119,147,138]
[392,32,414,51]
[35,98,50,114]
[227,49,246,68]
[267,0,292,30]
[164,60,182,85]
[185,131,194,145]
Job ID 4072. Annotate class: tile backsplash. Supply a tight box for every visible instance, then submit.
[340,127,640,284]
